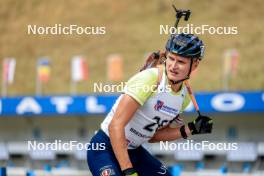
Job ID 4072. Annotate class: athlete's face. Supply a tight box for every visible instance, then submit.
[165,52,199,82]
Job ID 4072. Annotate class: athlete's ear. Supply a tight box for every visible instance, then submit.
[191,58,200,71]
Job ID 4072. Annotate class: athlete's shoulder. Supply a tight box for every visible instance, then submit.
[127,67,159,85]
[137,67,159,79]
[124,68,159,106]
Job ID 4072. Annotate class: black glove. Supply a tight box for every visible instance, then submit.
[122,168,139,176]
[188,115,213,135]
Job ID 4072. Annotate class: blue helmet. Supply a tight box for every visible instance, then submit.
[165,33,205,59]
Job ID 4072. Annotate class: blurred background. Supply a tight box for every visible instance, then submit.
[0,0,263,175]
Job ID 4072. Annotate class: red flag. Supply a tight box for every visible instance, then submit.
[231,50,239,76]
[2,58,16,85]
[71,56,88,82]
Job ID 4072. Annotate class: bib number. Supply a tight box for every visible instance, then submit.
[143,115,179,132]
[143,116,168,132]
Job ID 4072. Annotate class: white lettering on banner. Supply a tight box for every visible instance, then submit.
[51,97,73,114]
[262,93,264,102]
[16,97,42,114]
[211,93,245,112]
[86,96,106,113]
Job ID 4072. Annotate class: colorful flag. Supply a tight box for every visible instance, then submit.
[71,56,88,82]
[2,58,16,85]
[107,54,123,82]
[37,58,50,83]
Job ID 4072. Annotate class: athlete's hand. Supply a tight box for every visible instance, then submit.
[122,168,139,176]
[188,115,213,135]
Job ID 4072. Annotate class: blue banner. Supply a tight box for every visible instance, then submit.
[0,91,263,116]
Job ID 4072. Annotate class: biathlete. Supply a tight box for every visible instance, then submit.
[87,33,213,176]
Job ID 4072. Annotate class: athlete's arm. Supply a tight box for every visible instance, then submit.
[148,125,191,143]
[149,114,213,143]
[109,68,159,171]
[109,94,140,171]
